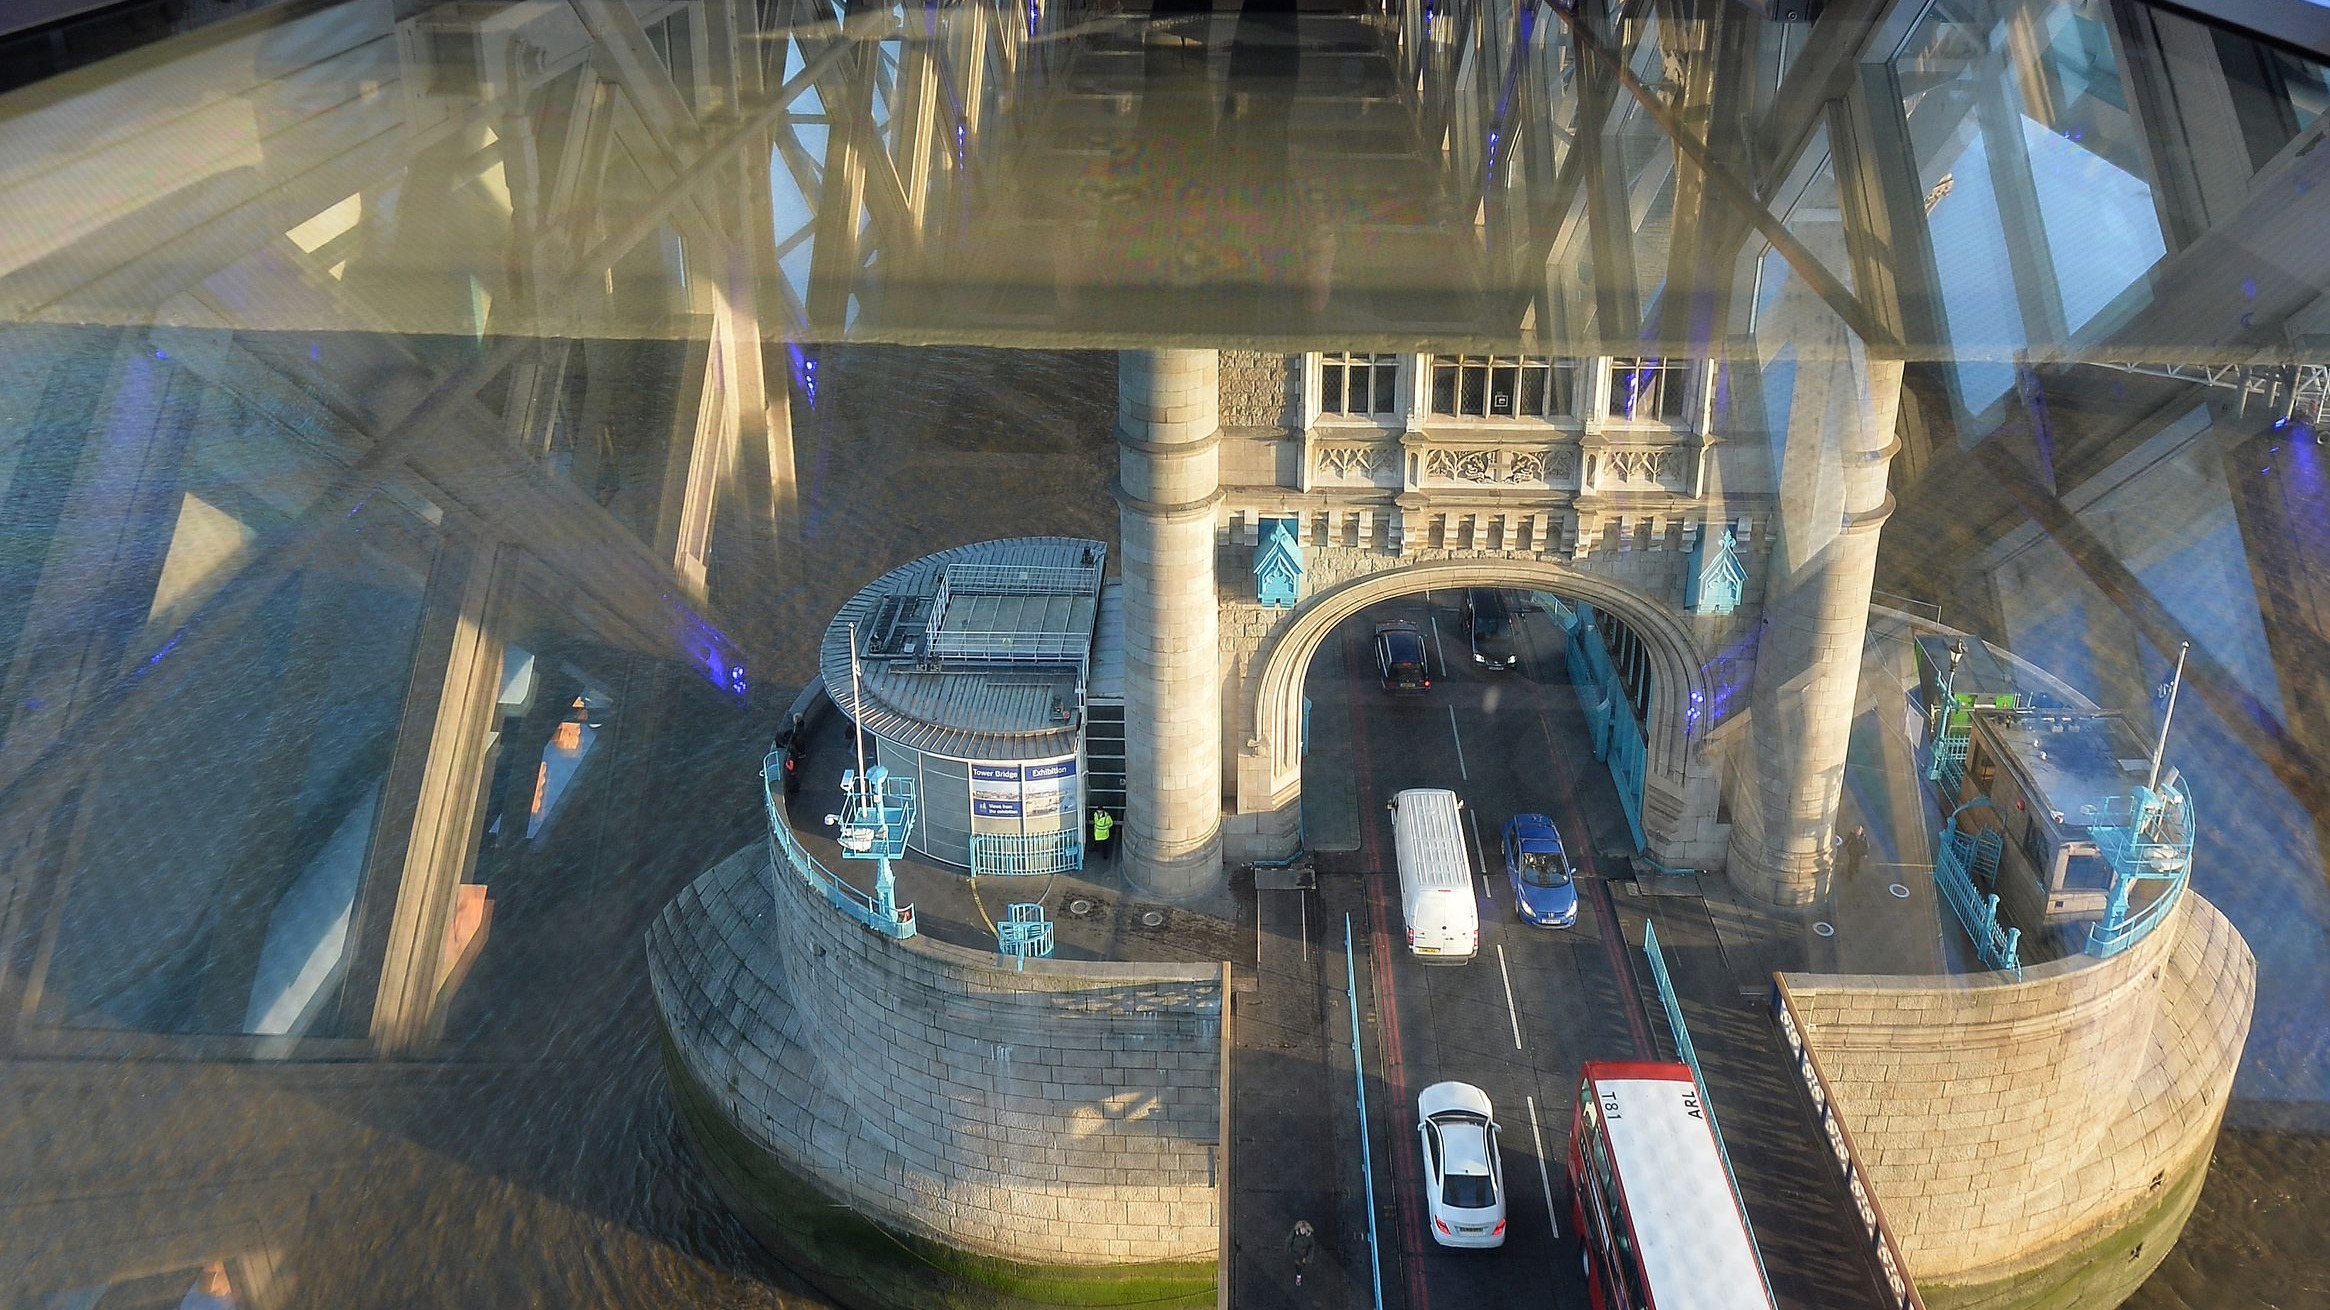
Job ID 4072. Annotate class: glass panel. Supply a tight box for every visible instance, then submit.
[1490,364,1518,416]
[1519,363,1547,417]
[0,2,2323,1301]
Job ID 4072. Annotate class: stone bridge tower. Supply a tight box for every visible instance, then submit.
[1102,345,1904,908]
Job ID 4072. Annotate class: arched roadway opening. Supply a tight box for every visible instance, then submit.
[1235,559,1718,865]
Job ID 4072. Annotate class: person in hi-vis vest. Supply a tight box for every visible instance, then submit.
[1090,808,1115,862]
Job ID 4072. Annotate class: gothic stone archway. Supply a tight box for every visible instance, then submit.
[1224,557,1727,869]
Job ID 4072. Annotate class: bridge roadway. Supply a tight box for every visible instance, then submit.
[1229,597,1895,1310]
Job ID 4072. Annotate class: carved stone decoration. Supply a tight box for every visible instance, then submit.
[1424,448,1500,483]
[1491,447,1584,489]
[1315,444,1389,478]
[1604,446,1682,485]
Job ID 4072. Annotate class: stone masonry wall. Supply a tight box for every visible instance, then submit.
[648,846,1223,1265]
[1776,891,2254,1289]
[1218,350,1299,431]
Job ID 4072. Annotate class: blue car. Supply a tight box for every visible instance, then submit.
[1501,813,1579,927]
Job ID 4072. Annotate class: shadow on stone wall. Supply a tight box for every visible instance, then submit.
[660,1027,1215,1310]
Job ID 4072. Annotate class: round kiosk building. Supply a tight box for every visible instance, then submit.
[818,537,1124,872]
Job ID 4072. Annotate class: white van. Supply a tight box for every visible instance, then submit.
[1389,788,1480,963]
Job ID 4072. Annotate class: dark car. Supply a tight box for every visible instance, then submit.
[1373,619,1432,694]
[1465,589,1519,670]
[1501,813,1579,927]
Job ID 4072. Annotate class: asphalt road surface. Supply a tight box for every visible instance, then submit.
[1231,591,1894,1310]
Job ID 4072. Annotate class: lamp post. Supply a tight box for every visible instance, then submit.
[1936,636,1967,738]
[1926,637,1968,784]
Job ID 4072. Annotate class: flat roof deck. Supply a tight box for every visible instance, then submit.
[1976,710,2152,832]
[821,537,1107,762]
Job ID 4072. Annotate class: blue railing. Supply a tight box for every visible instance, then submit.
[1927,733,1968,793]
[762,750,916,938]
[1345,914,1386,1310]
[2084,780,2194,960]
[1933,802,2018,975]
[970,828,1084,877]
[1641,922,1775,1306]
[1560,600,1648,849]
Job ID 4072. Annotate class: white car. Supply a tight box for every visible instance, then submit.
[1416,1080,1507,1248]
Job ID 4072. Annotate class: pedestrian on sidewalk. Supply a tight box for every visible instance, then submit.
[1091,808,1116,863]
[1841,825,1869,881]
[1288,1219,1315,1287]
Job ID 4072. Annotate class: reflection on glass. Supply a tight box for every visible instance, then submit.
[0,0,2325,1306]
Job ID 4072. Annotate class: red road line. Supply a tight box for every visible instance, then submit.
[1519,631,1658,1063]
[1345,626,1433,1310]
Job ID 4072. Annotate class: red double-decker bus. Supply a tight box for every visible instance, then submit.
[1568,1061,1775,1310]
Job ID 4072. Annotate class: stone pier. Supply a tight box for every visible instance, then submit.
[1776,890,2254,1309]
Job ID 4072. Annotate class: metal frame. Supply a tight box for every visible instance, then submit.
[763,749,916,938]
[2083,777,2195,959]
[923,556,1106,667]
[997,902,1054,968]
[1933,799,2020,975]
[1640,921,1775,1304]
[1561,600,1649,849]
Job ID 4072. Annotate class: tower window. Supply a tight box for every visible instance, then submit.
[1319,352,1401,417]
[1430,355,1576,419]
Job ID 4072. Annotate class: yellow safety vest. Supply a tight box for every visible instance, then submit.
[1092,811,1113,841]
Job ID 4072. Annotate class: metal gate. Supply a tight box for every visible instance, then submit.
[969,829,1084,877]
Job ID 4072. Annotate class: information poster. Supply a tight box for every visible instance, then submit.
[1020,758,1077,820]
[971,763,1023,818]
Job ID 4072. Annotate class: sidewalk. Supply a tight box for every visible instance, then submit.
[1228,867,1379,1310]
[1684,621,1988,995]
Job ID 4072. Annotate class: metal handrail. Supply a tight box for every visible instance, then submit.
[940,560,1104,596]
[1345,914,1386,1310]
[2084,864,2188,956]
[1642,923,1774,1303]
[1771,983,1928,1310]
[2084,779,2194,960]
[762,751,916,938]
